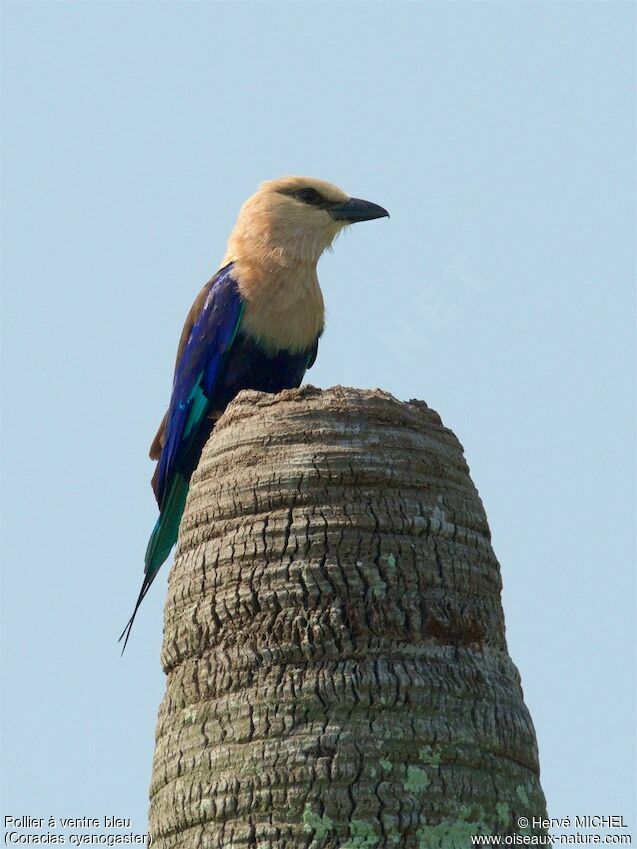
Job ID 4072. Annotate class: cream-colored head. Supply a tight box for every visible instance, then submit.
[224,176,347,267]
[223,176,388,268]
[222,176,388,354]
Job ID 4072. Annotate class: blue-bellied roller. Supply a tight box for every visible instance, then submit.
[120,176,389,649]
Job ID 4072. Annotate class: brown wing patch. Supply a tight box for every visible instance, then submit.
[149,412,167,460]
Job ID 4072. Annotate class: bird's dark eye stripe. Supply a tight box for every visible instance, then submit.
[298,188,321,204]
[277,187,328,206]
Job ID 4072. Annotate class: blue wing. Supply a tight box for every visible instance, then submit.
[119,263,243,651]
[153,264,244,509]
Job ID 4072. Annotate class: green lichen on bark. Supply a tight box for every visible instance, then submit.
[302,805,334,841]
[418,745,442,767]
[404,765,431,793]
[341,820,379,848]
[416,805,493,848]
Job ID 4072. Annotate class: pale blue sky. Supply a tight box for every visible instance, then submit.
[2,0,634,835]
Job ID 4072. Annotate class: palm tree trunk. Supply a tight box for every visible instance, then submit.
[148,386,547,849]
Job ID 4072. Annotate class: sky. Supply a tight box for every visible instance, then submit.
[1,0,635,838]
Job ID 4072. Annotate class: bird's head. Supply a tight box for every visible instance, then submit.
[225,176,389,267]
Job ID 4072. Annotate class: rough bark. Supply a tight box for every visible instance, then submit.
[149,386,547,849]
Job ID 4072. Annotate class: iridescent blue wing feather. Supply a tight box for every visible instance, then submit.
[119,264,243,650]
[154,265,244,508]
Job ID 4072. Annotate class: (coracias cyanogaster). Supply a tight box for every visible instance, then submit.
[120,176,389,649]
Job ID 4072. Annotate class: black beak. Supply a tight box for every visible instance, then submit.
[329,197,390,223]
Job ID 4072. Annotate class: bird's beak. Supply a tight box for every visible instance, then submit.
[329,197,390,223]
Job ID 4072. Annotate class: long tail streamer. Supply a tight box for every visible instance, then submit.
[118,474,189,653]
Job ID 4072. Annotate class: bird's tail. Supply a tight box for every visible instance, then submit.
[118,473,190,653]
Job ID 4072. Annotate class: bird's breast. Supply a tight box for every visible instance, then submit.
[234,263,325,354]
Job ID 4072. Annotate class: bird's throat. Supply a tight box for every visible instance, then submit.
[232,258,325,354]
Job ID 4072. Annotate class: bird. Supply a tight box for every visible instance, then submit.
[119,176,389,650]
